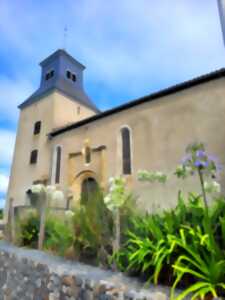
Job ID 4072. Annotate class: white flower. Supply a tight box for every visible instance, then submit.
[204,181,221,193]
[109,177,115,184]
[104,195,111,204]
[185,166,192,173]
[31,184,45,194]
[46,185,56,194]
[212,181,221,193]
[176,165,183,172]
[155,171,163,177]
[51,190,64,202]
[138,170,167,183]
[65,210,74,218]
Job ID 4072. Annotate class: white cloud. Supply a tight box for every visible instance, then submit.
[0,129,16,167]
[67,0,225,91]
[0,0,224,111]
[0,76,34,124]
[0,174,9,194]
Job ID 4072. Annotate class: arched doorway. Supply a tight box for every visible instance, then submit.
[81,177,98,204]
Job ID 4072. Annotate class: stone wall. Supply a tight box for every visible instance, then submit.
[0,241,172,300]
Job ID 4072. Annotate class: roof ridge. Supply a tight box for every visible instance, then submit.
[49,68,225,138]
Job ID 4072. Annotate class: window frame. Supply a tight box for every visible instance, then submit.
[72,73,76,82]
[55,146,61,184]
[66,70,71,79]
[51,145,62,184]
[45,69,54,81]
[84,146,91,165]
[120,126,133,175]
[33,121,41,135]
[30,149,38,165]
[66,69,76,82]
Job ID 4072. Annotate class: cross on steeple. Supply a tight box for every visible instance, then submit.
[63,26,68,50]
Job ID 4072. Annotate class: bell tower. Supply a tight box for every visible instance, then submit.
[19,49,99,115]
[6,49,99,208]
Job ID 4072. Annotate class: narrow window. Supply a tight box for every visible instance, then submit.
[77,106,80,115]
[30,150,38,164]
[121,127,132,174]
[85,146,91,164]
[72,74,76,82]
[45,70,54,81]
[66,70,76,82]
[33,121,41,135]
[55,146,61,184]
[50,70,54,78]
[66,70,71,79]
[45,73,50,80]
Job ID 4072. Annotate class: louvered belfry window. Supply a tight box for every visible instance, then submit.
[121,127,132,174]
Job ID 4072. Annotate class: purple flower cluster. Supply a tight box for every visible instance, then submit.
[194,160,209,168]
[196,150,206,158]
[180,143,222,178]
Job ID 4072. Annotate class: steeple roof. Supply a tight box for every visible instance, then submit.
[18,49,99,113]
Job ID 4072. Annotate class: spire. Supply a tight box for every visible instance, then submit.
[217,0,225,46]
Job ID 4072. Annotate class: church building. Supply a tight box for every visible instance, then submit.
[5,0,225,214]
[5,47,225,212]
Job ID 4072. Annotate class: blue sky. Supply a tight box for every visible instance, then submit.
[0,0,224,208]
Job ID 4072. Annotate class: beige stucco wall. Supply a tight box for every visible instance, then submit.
[6,91,96,212]
[53,91,96,129]
[6,77,225,215]
[50,77,225,212]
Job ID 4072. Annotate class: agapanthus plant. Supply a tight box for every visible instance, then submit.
[175,142,221,210]
[104,177,129,253]
[138,170,167,184]
[28,184,65,250]
[104,177,127,212]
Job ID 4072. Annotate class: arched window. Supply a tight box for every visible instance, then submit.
[84,146,91,164]
[52,146,62,184]
[121,127,132,174]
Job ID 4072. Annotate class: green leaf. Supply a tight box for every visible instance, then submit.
[174,282,212,300]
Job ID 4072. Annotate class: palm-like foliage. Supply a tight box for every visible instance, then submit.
[116,193,204,282]
[170,225,225,300]
[114,193,225,299]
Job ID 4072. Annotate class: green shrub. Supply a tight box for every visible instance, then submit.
[0,209,3,219]
[114,193,225,299]
[73,188,136,267]
[170,223,225,300]
[73,189,113,266]
[44,215,73,256]
[19,212,40,247]
[19,212,74,256]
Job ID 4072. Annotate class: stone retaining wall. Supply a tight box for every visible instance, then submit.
[0,241,172,300]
